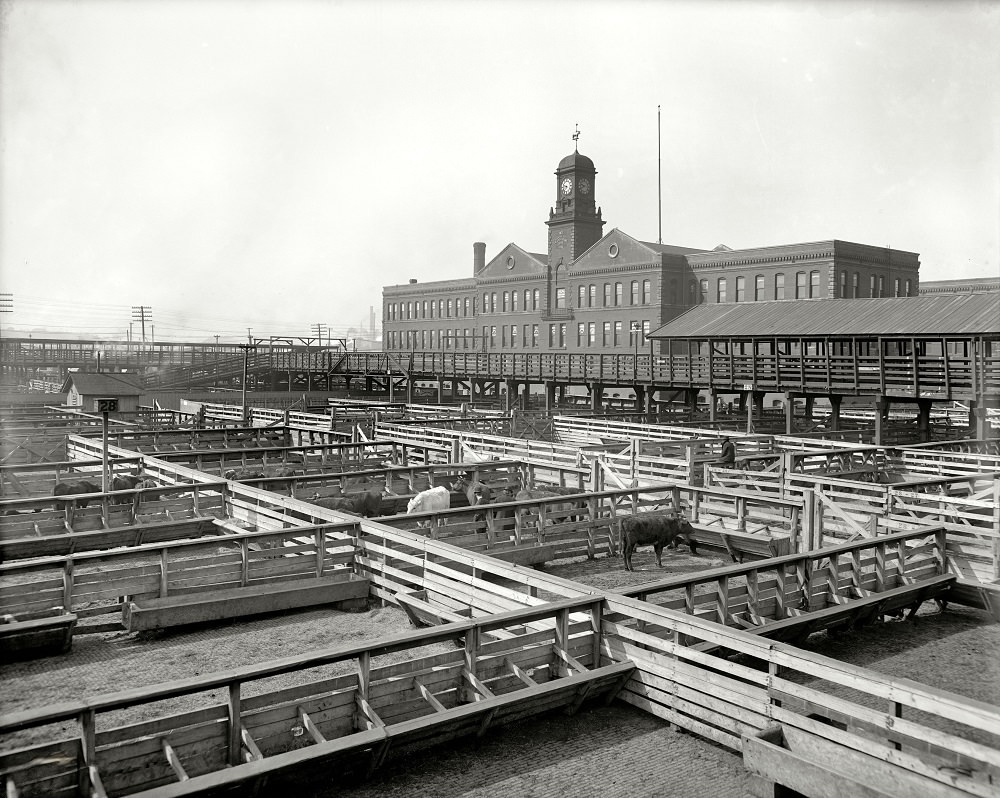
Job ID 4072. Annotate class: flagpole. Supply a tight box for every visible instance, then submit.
[658,105,662,245]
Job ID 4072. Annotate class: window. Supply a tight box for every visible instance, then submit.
[603,321,611,346]
[578,286,586,308]
[447,299,453,317]
[533,289,540,310]
[775,274,785,300]
[589,284,596,307]
[524,289,531,310]
[755,275,765,301]
[577,323,586,347]
[555,287,566,309]
[532,324,539,347]
[700,279,709,304]
[793,272,805,299]
[482,326,488,349]
[491,293,498,313]
[878,276,885,297]
[644,279,652,304]
[604,283,612,306]
[503,292,509,312]
[523,324,530,347]
[548,324,557,347]
[588,322,596,345]
[615,283,623,306]
[642,320,650,340]
[735,276,745,302]
[631,281,639,305]
[559,323,566,348]
[840,271,848,298]
[905,279,912,296]
[870,275,877,297]
[482,292,489,312]
[490,326,497,348]
[614,321,622,346]
[512,291,518,312]
[809,271,820,298]
[717,278,727,303]
[421,330,427,348]
[852,273,859,298]
[511,325,518,347]
[689,280,698,305]
[893,278,900,297]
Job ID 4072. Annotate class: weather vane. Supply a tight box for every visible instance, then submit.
[573,123,580,151]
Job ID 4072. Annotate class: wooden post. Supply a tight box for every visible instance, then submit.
[555,606,570,677]
[590,600,603,669]
[801,490,816,553]
[78,708,97,795]
[62,558,74,611]
[228,682,242,766]
[463,626,479,703]
[159,548,169,597]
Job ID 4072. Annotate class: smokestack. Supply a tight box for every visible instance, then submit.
[473,242,486,274]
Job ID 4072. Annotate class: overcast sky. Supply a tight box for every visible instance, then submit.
[1,0,997,342]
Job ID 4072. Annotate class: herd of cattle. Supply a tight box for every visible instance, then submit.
[36,469,700,570]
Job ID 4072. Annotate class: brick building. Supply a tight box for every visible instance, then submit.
[383,146,921,354]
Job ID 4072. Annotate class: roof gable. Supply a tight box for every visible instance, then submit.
[479,244,546,279]
[571,229,662,271]
[648,294,1000,339]
[61,372,145,395]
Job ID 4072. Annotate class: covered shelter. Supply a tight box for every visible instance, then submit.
[646,293,1000,441]
[61,372,145,414]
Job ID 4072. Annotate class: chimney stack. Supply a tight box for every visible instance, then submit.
[473,242,486,274]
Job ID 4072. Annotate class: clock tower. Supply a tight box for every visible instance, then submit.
[546,147,604,267]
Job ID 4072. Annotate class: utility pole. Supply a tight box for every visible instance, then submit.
[247,328,252,344]
[238,343,257,424]
[214,334,220,346]
[0,293,12,340]
[131,305,151,343]
[312,322,328,346]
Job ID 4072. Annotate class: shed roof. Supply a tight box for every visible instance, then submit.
[648,294,1000,339]
[61,372,145,395]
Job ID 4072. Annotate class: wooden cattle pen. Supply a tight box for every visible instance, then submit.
[1,400,999,797]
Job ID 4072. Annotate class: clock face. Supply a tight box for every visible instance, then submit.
[560,177,573,195]
[578,178,591,194]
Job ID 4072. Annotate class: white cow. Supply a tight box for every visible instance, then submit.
[406,485,450,528]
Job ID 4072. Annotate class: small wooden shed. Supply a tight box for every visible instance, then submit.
[61,372,145,414]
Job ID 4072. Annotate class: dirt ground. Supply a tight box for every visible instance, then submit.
[1,548,997,798]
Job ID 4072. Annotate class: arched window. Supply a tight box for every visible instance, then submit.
[512,291,519,312]
[502,292,509,312]
[717,277,727,303]
[870,275,877,297]
[631,281,639,305]
[775,274,785,300]
[615,283,623,306]
[589,284,596,307]
[795,272,806,299]
[735,276,745,302]
[643,279,652,304]
[700,279,709,304]
[533,289,540,310]
[754,275,765,301]
[491,293,498,313]
[604,284,612,306]
[840,271,848,298]
[894,278,900,297]
[809,271,820,298]
[578,285,586,308]
[852,273,859,298]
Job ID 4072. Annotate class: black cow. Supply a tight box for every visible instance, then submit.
[621,514,698,571]
[52,480,101,508]
[110,474,145,504]
[309,489,384,518]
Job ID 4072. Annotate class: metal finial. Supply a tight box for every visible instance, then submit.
[572,123,580,151]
